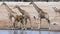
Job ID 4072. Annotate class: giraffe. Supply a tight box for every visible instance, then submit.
[29,1,50,30]
[52,7,60,14]
[52,7,60,22]
[1,2,23,29]
[1,2,17,29]
[13,15,24,29]
[14,5,31,30]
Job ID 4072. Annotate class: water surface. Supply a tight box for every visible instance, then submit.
[0,30,60,34]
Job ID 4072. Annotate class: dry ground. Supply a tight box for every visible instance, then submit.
[0,2,60,30]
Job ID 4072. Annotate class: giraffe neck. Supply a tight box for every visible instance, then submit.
[17,7,24,15]
[3,4,18,18]
[32,2,45,14]
[4,4,11,12]
[4,4,17,14]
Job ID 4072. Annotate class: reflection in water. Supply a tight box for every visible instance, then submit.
[13,30,18,34]
[0,30,60,34]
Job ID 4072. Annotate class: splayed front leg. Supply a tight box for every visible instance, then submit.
[13,18,18,29]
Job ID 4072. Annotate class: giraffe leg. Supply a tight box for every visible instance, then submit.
[22,18,25,30]
[9,15,13,29]
[13,18,18,29]
[13,22,15,29]
[40,17,41,29]
[28,17,32,29]
[9,15,15,29]
[45,16,50,24]
[25,18,27,25]
[13,19,16,28]
[20,18,23,29]
[39,17,41,34]
[9,18,12,29]
[24,18,27,30]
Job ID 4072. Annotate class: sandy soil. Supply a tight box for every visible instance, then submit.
[0,2,60,30]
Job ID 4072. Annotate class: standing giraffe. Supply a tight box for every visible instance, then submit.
[1,2,23,29]
[52,7,60,14]
[52,7,60,22]
[30,1,50,30]
[1,2,17,29]
[30,1,50,34]
[14,5,31,30]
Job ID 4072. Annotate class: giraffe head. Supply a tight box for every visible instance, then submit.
[52,7,57,10]
[1,2,7,6]
[29,0,33,5]
[52,7,58,13]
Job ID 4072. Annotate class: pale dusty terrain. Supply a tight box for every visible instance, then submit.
[0,2,60,30]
